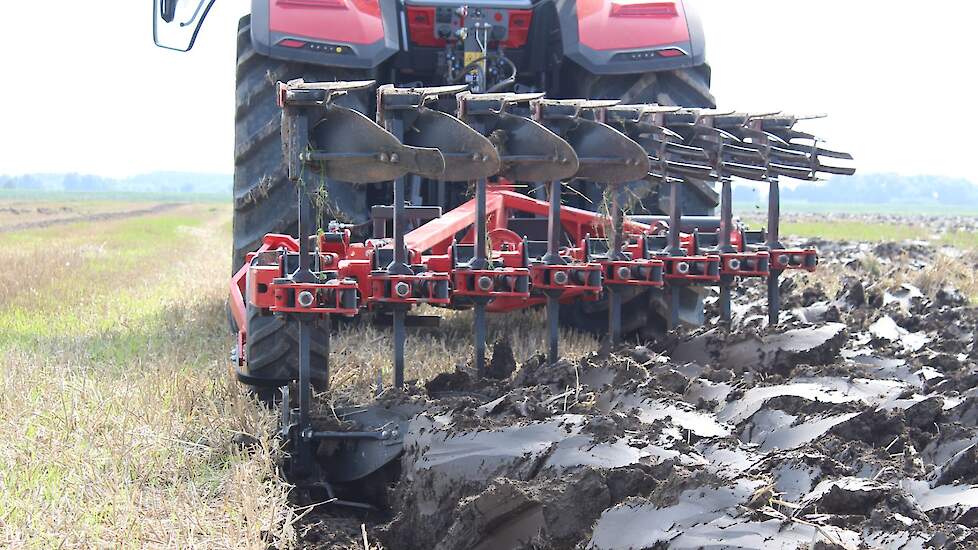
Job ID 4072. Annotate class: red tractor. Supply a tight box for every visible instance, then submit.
[153,1,853,492]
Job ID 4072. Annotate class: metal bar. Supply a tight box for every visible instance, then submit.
[474,304,487,376]
[668,285,681,330]
[719,179,734,253]
[609,288,622,347]
[473,179,489,270]
[766,178,783,326]
[545,179,562,365]
[297,317,312,443]
[284,103,316,476]
[473,177,489,377]
[719,178,734,323]
[628,215,721,232]
[766,179,781,250]
[384,115,411,388]
[720,280,733,323]
[667,181,684,256]
[609,186,624,261]
[392,178,408,272]
[608,185,624,347]
[768,272,780,326]
[323,318,330,390]
[370,205,443,221]
[544,180,562,264]
[546,295,559,364]
[393,308,406,388]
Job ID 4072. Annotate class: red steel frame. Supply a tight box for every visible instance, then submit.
[229,184,815,368]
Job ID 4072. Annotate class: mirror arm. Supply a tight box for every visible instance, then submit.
[179,0,211,27]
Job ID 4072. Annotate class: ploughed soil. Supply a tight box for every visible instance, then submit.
[297,236,978,549]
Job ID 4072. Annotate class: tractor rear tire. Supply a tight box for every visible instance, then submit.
[234,15,365,393]
[574,64,718,216]
[233,14,370,273]
[561,65,716,340]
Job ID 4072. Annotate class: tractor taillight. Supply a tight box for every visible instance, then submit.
[278,39,307,48]
[657,47,685,57]
[502,9,533,49]
[406,6,446,47]
[610,1,678,18]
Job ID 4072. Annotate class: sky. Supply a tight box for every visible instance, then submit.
[0,1,976,181]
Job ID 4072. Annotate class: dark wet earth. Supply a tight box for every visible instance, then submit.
[301,238,978,549]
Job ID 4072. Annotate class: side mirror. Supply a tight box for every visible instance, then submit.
[153,0,216,52]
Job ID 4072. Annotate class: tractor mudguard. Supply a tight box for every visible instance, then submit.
[554,0,707,75]
[250,0,399,69]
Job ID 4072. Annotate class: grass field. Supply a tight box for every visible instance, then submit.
[0,189,228,204]
[742,218,978,250]
[0,204,296,548]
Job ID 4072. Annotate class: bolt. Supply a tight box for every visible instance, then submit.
[675,261,690,275]
[297,290,315,308]
[390,153,400,163]
[727,258,741,271]
[616,266,631,280]
[378,152,389,163]
[394,281,411,298]
[477,276,494,292]
[551,270,569,286]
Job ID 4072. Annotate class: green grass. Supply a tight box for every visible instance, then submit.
[737,200,978,217]
[940,230,978,251]
[786,221,927,242]
[742,218,933,242]
[740,217,978,251]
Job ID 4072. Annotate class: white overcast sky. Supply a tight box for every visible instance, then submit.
[0,1,976,181]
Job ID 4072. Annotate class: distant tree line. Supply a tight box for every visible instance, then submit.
[1,171,974,205]
[0,172,231,194]
[733,173,978,205]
